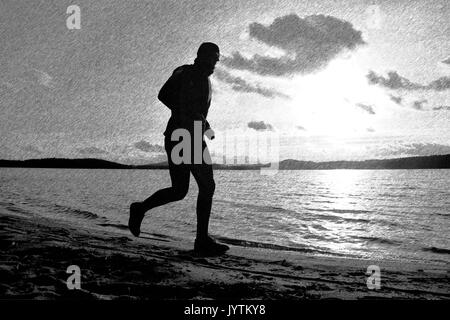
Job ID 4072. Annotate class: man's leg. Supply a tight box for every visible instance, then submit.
[190,141,229,255]
[190,159,215,241]
[128,137,190,237]
[140,163,190,212]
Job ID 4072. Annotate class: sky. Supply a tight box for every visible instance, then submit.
[0,0,449,164]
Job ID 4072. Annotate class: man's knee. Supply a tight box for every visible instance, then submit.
[172,185,189,201]
[200,179,215,196]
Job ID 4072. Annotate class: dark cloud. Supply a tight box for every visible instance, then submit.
[367,71,450,91]
[367,71,422,90]
[433,106,450,111]
[428,77,450,91]
[248,121,273,131]
[77,146,107,155]
[296,125,306,131]
[412,99,427,110]
[389,94,402,105]
[134,141,165,153]
[223,14,365,76]
[214,68,289,99]
[442,57,450,65]
[356,103,376,115]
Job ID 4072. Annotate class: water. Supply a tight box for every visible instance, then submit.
[1,168,449,265]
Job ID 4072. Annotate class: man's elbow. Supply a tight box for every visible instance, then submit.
[158,91,170,107]
[157,91,165,104]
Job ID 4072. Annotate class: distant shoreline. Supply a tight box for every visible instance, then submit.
[0,154,449,170]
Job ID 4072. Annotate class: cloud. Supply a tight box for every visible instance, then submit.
[442,57,450,65]
[214,68,290,99]
[356,103,376,114]
[134,140,165,153]
[1,67,56,95]
[102,142,168,165]
[377,143,450,157]
[248,121,273,131]
[367,127,375,132]
[223,14,365,76]
[77,146,107,155]
[427,77,450,91]
[367,71,450,91]
[433,106,450,111]
[412,99,427,110]
[21,145,42,154]
[32,69,55,88]
[389,95,403,105]
[367,71,421,90]
[296,125,306,131]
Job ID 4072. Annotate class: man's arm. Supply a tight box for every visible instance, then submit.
[158,67,184,110]
[203,80,214,139]
[202,111,211,131]
[203,84,212,131]
[201,110,215,140]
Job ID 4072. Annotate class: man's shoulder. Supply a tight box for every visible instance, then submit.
[172,64,194,76]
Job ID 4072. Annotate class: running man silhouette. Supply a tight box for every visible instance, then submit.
[128,42,229,256]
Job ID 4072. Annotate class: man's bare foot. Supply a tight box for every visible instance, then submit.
[128,202,145,237]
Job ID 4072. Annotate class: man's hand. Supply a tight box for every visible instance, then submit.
[205,128,215,140]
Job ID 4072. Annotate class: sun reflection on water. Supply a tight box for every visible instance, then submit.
[295,170,384,256]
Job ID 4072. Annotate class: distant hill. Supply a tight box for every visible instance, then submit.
[0,158,131,169]
[0,154,449,170]
[278,154,450,169]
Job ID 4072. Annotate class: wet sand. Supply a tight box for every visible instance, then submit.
[0,211,448,300]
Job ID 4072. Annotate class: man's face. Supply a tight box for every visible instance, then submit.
[202,52,220,76]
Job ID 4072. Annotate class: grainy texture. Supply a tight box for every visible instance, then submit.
[1,212,448,300]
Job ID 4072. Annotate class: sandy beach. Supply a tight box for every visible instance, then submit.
[0,211,448,300]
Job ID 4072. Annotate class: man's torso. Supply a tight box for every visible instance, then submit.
[163,64,212,137]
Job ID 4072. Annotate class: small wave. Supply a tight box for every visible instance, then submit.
[332,209,372,214]
[310,200,334,204]
[305,212,372,224]
[51,203,102,220]
[216,199,299,216]
[357,236,401,245]
[423,247,450,255]
[98,223,129,230]
[341,217,371,224]
[376,219,401,228]
[307,207,372,214]
[378,193,407,198]
[311,224,329,231]
[302,233,327,240]
[0,203,30,215]
[436,213,449,217]
[399,186,417,190]
[305,213,341,221]
[215,235,341,256]
[282,192,308,197]
[0,201,15,207]
[71,208,101,220]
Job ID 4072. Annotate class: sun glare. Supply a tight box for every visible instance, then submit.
[285,54,383,138]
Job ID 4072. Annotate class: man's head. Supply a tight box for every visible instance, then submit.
[195,42,220,76]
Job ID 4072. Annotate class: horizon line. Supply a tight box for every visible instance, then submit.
[1,153,449,167]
